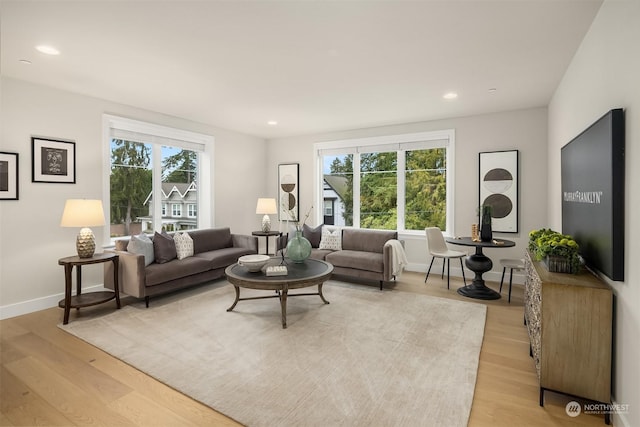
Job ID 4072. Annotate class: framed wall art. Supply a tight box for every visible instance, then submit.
[479,150,519,233]
[0,152,19,200]
[278,163,299,221]
[32,137,76,183]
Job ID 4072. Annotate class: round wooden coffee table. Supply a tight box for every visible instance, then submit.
[224,258,333,328]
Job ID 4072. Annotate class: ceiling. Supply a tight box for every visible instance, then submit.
[1,0,603,140]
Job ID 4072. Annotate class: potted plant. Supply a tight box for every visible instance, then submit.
[528,228,581,273]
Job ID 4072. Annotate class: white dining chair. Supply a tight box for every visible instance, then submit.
[425,227,467,289]
[499,258,525,303]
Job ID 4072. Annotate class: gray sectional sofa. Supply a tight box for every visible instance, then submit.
[104,227,257,306]
[280,226,399,290]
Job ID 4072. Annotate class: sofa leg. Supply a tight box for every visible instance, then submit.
[379,280,383,290]
[145,296,150,308]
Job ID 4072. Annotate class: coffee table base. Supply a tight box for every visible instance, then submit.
[226,284,329,329]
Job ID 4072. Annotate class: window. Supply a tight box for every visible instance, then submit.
[103,115,213,243]
[315,130,454,235]
[188,203,197,217]
[323,200,333,216]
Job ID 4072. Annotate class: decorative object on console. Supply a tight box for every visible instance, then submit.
[32,137,76,184]
[479,205,493,242]
[0,151,19,200]
[528,228,580,274]
[479,150,518,233]
[60,199,106,258]
[256,198,277,232]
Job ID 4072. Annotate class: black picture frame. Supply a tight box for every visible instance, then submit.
[278,163,299,221]
[31,137,76,183]
[478,150,519,233]
[0,151,19,200]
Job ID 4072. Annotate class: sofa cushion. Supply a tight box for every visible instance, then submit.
[303,224,323,248]
[341,228,397,253]
[154,231,177,264]
[189,228,233,254]
[326,250,384,273]
[194,247,255,270]
[128,233,154,266]
[310,248,333,260]
[174,232,194,260]
[115,239,129,251]
[319,226,342,250]
[145,256,212,287]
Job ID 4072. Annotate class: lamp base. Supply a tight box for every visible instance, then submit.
[77,227,96,258]
[261,215,271,232]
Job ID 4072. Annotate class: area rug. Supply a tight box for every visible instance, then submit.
[60,281,487,426]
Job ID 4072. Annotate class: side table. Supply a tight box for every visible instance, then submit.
[58,253,121,324]
[252,231,282,255]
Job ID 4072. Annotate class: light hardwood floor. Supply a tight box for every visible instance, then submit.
[1,272,608,426]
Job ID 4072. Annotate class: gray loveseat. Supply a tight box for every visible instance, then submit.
[105,227,257,306]
[280,226,398,290]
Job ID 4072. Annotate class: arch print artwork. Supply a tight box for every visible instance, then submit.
[278,163,299,221]
[479,150,519,233]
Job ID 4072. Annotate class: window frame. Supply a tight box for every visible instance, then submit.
[314,130,455,236]
[102,115,214,246]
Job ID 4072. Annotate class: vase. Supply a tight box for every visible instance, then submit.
[286,231,312,263]
[480,223,492,242]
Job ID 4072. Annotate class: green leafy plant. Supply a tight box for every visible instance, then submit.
[528,228,581,273]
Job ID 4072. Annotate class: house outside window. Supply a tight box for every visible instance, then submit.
[314,130,455,235]
[104,115,213,242]
[188,203,197,218]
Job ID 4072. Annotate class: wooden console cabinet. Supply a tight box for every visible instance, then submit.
[524,251,612,413]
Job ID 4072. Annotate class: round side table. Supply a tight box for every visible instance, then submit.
[58,253,121,324]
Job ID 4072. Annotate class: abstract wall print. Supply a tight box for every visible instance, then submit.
[0,152,19,200]
[278,163,299,221]
[479,150,519,233]
[32,137,76,183]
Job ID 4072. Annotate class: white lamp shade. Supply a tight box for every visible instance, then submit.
[60,199,106,227]
[256,198,277,215]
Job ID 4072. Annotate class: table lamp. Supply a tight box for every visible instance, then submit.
[256,198,277,232]
[60,199,106,258]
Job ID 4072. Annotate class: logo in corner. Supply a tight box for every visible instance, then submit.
[565,401,582,417]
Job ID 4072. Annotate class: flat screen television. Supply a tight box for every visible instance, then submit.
[561,108,625,281]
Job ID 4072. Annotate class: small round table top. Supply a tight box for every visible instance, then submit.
[445,236,516,248]
[58,252,118,265]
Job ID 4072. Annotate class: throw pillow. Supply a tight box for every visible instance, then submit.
[174,232,194,260]
[128,233,154,266]
[153,231,177,264]
[302,224,323,248]
[319,226,342,251]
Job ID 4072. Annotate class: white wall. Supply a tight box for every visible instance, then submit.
[267,107,548,281]
[548,1,639,425]
[0,77,266,318]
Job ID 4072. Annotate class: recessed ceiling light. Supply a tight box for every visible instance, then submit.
[443,92,458,100]
[488,88,497,93]
[267,121,278,126]
[35,45,60,55]
[19,59,32,65]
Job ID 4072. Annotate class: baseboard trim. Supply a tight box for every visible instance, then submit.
[0,284,107,320]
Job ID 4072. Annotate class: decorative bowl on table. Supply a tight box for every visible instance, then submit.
[237,254,270,272]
